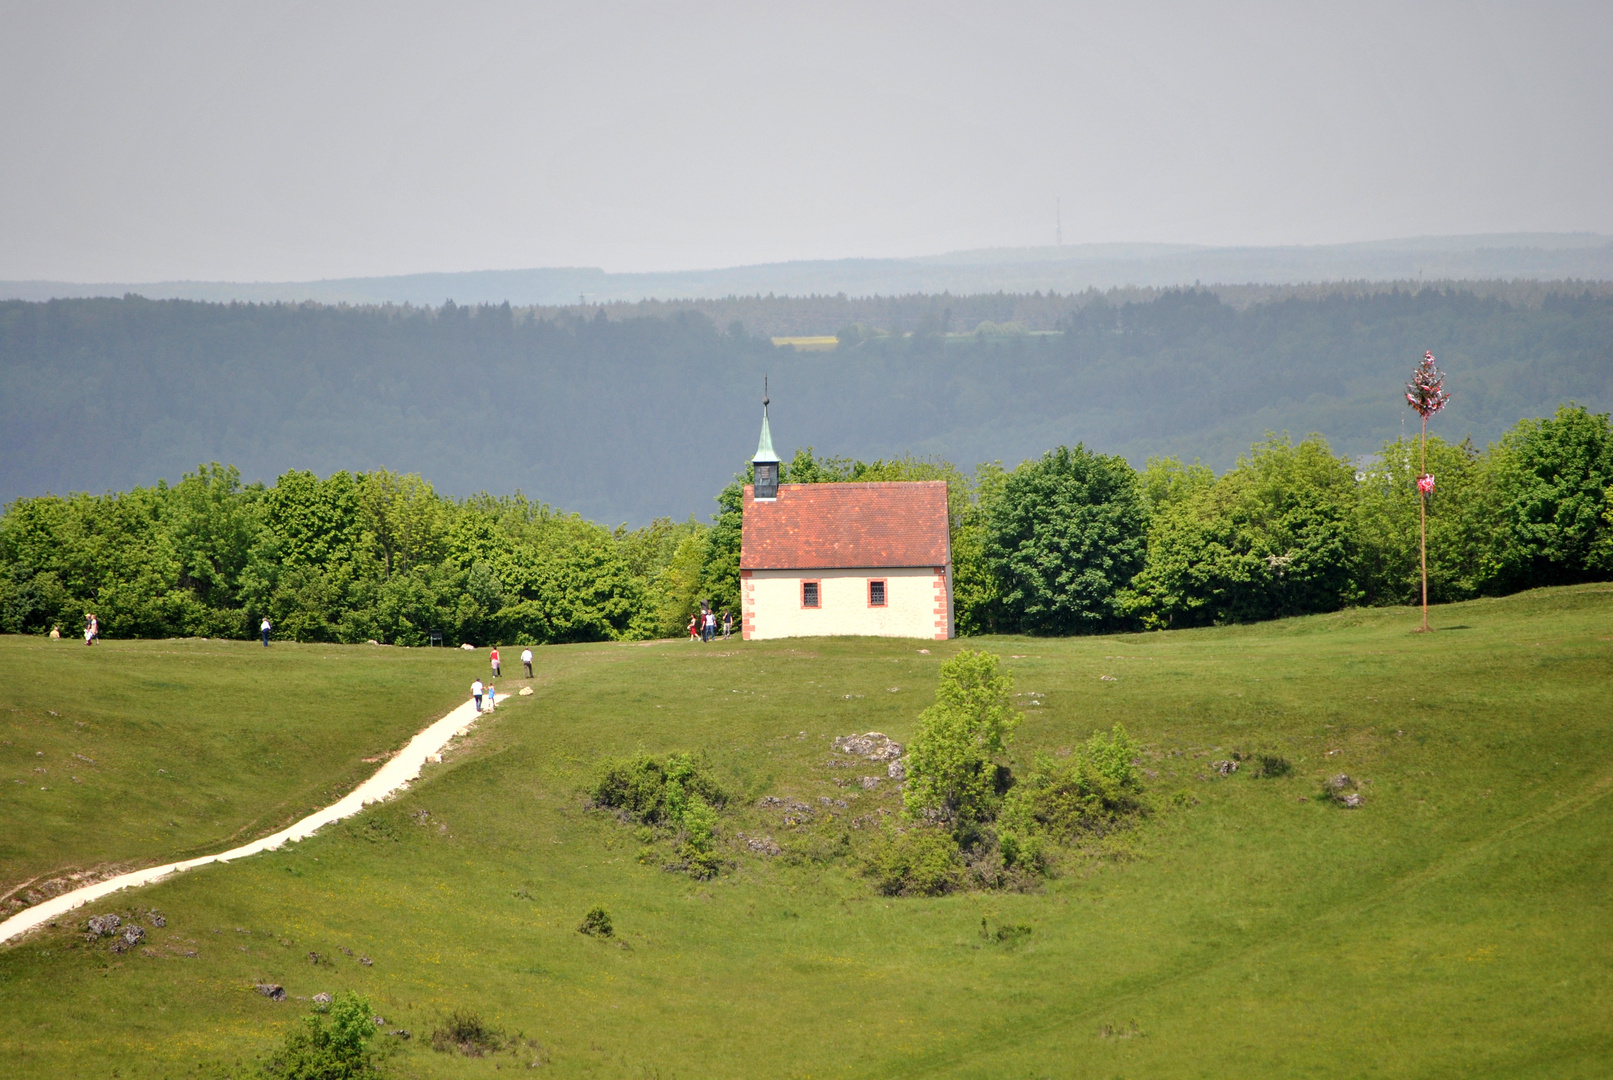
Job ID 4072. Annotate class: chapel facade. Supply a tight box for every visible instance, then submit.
[739,397,954,641]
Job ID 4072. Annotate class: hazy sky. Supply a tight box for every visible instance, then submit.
[3,1,1610,282]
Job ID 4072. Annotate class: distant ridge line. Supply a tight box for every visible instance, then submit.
[4,233,1610,307]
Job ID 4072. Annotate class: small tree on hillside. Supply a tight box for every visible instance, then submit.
[1405,351,1451,632]
[903,650,1023,829]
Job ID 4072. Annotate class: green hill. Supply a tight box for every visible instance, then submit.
[1,584,1610,1077]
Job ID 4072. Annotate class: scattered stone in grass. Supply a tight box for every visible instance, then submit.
[1341,792,1364,808]
[120,925,144,946]
[313,992,332,1007]
[577,906,613,938]
[1212,760,1238,776]
[392,1029,411,1039]
[1099,675,1118,681]
[255,983,287,1001]
[887,760,907,781]
[860,776,881,790]
[1328,774,1355,791]
[87,914,120,936]
[918,649,930,654]
[308,951,330,966]
[372,1016,386,1026]
[340,946,354,956]
[757,796,783,807]
[833,732,904,762]
[519,686,534,696]
[360,956,373,966]
[1098,1020,1144,1039]
[738,833,782,856]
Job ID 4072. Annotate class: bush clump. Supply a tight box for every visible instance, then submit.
[260,991,385,1079]
[577,906,613,938]
[863,826,964,896]
[590,751,728,877]
[1251,752,1292,778]
[998,724,1144,852]
[589,751,726,825]
[430,1009,507,1057]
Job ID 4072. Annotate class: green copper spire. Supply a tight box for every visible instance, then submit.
[753,378,780,465]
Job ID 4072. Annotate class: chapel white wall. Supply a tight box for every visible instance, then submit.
[742,566,951,641]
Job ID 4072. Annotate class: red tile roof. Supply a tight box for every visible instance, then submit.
[741,481,951,570]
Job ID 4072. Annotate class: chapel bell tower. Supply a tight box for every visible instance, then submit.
[752,379,780,500]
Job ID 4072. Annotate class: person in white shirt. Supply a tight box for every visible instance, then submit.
[260,617,271,647]
[471,679,484,712]
[521,648,533,678]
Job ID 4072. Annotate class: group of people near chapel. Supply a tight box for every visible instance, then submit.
[471,645,532,712]
[687,604,733,642]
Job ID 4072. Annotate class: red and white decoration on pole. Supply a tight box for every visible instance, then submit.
[1405,350,1450,632]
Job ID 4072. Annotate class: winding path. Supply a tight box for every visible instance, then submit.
[0,694,491,946]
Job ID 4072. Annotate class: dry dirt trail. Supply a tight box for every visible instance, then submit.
[0,693,498,945]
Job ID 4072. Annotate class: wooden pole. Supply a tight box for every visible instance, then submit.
[1419,413,1429,632]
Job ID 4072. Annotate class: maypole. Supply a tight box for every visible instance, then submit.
[1405,350,1450,632]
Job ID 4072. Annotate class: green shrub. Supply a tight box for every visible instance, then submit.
[999,724,1144,843]
[577,907,613,938]
[903,650,1022,827]
[259,991,384,1079]
[430,1009,507,1057]
[1252,753,1292,778]
[589,751,726,826]
[863,827,963,896]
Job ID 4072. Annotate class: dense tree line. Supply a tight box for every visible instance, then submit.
[2,403,1607,643]
[4,289,1610,526]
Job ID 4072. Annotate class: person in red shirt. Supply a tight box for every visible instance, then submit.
[490,646,501,677]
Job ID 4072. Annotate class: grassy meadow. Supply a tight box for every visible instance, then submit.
[0,637,474,891]
[1,586,1611,1078]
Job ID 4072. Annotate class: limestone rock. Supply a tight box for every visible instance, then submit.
[121,925,145,946]
[87,913,120,936]
[313,992,332,1006]
[256,983,287,1002]
[519,686,534,696]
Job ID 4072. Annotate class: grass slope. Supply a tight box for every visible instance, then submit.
[1,587,1611,1078]
[0,638,474,896]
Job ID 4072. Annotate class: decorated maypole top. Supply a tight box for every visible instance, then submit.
[1405,351,1450,420]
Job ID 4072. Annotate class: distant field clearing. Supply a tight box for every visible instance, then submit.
[771,335,840,351]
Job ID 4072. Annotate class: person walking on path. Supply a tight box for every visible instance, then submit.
[521,648,533,678]
[490,646,501,678]
[472,679,484,713]
[722,609,733,640]
[260,616,271,647]
[704,609,716,642]
[687,613,699,642]
[487,682,497,708]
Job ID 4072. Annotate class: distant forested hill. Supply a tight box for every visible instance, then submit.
[2,289,1609,524]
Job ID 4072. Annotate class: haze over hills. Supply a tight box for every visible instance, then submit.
[3,285,1609,525]
[3,234,1610,308]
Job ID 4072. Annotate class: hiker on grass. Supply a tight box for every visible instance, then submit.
[704,608,716,642]
[521,647,533,678]
[85,613,99,646]
[722,609,733,640]
[260,616,271,647]
[687,614,699,642]
[472,679,484,713]
[490,646,501,677]
[488,682,497,708]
